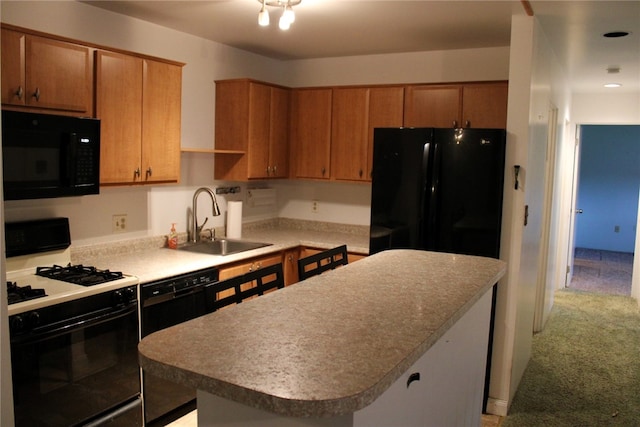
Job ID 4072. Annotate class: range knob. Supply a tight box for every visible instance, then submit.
[27,311,41,329]
[10,315,25,334]
[9,311,40,334]
[113,287,136,305]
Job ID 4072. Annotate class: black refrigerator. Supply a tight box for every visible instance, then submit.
[369,127,506,410]
[369,127,506,258]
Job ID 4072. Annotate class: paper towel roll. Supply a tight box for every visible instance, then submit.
[226,201,243,239]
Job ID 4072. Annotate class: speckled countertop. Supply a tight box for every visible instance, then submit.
[71,219,370,283]
[138,249,506,418]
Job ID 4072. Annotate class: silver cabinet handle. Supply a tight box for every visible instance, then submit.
[15,86,23,100]
[321,167,326,176]
[32,87,41,101]
[465,120,471,128]
[146,167,152,178]
[134,168,141,178]
[452,120,458,128]
[273,165,277,175]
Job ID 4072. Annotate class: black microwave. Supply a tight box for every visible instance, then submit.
[2,110,100,200]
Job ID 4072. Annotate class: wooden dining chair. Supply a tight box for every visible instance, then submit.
[205,263,285,313]
[297,245,349,281]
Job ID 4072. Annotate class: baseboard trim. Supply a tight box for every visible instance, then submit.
[485,398,509,416]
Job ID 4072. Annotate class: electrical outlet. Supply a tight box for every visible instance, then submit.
[311,200,319,213]
[614,225,620,233]
[112,214,127,233]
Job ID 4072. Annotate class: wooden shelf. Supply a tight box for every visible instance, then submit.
[180,148,246,155]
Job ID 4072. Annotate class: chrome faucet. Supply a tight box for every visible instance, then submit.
[190,187,221,243]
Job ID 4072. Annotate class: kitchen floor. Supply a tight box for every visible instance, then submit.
[167,411,503,426]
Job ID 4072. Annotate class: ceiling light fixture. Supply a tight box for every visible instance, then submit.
[604,83,622,88]
[257,0,301,30]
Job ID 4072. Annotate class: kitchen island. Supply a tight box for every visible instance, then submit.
[138,249,506,426]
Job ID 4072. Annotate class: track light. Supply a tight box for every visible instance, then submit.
[257,0,301,30]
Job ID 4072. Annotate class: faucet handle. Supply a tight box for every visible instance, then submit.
[196,217,209,234]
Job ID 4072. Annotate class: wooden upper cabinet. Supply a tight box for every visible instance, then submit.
[331,88,369,181]
[267,86,290,178]
[367,86,405,178]
[404,82,508,129]
[1,28,26,106]
[461,82,509,129]
[1,28,92,114]
[215,79,290,180]
[404,84,461,128]
[97,51,182,185]
[330,86,404,182]
[291,88,332,179]
[96,51,143,184]
[142,59,182,182]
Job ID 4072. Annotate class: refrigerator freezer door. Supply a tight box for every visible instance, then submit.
[369,128,433,254]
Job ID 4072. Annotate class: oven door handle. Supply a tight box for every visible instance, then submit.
[11,302,138,345]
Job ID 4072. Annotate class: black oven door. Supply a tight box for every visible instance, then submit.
[10,299,141,427]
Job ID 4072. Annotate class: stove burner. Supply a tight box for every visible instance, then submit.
[7,282,47,305]
[36,264,125,286]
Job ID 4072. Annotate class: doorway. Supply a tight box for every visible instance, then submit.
[570,125,640,296]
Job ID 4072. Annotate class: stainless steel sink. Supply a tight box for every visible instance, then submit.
[178,238,272,256]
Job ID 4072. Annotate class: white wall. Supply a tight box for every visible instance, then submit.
[2,0,290,244]
[486,14,573,416]
[1,1,511,246]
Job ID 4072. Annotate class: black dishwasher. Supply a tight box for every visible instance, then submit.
[140,266,219,426]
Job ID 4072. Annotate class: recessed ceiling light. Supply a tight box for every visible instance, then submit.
[603,31,630,38]
[604,83,622,88]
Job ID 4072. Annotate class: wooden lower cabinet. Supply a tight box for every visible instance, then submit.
[282,248,300,286]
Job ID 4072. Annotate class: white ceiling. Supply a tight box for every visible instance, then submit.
[84,0,640,94]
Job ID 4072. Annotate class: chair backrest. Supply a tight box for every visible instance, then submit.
[297,245,349,281]
[205,263,285,313]
[236,263,285,302]
[204,276,241,313]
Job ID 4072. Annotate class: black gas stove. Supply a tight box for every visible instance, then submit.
[35,264,125,286]
[7,282,47,305]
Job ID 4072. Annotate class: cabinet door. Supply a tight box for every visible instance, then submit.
[292,88,332,179]
[282,248,300,286]
[1,28,26,105]
[268,86,290,178]
[247,83,271,178]
[141,59,182,183]
[96,51,143,184]
[26,35,92,113]
[331,88,369,181]
[367,86,404,179]
[404,85,461,128]
[461,82,508,129]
